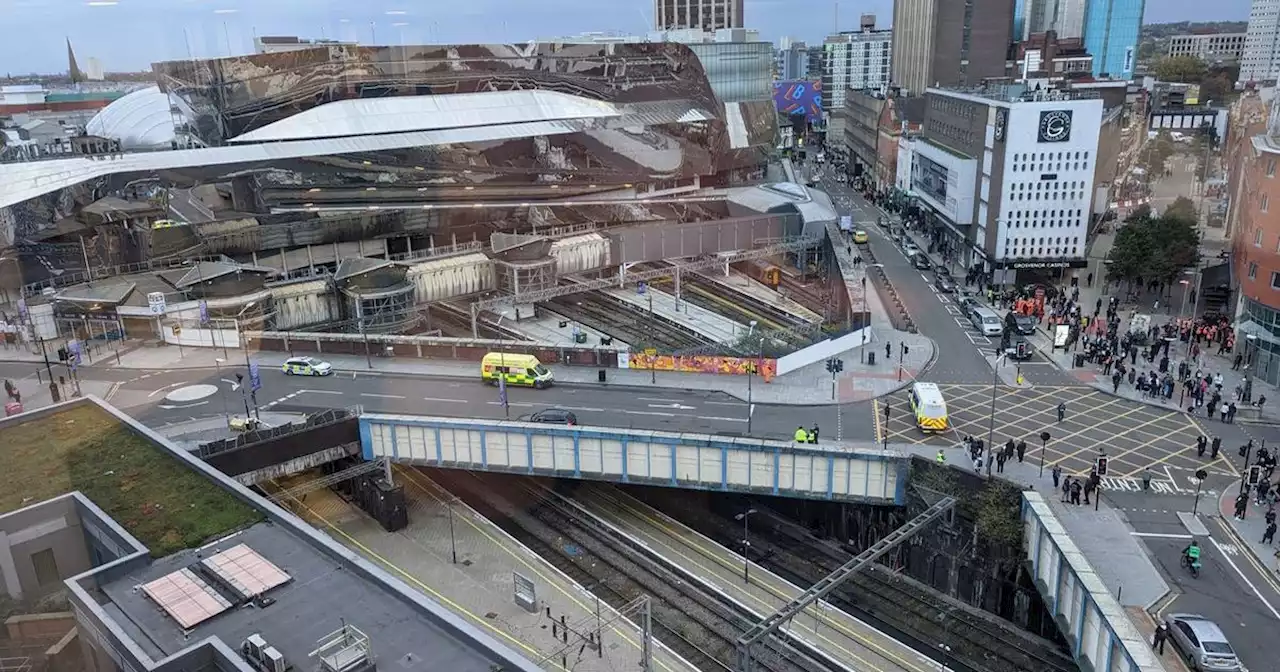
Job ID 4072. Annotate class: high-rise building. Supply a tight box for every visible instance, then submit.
[821,16,893,111]
[254,36,356,54]
[891,0,1015,97]
[655,0,744,31]
[1082,0,1146,79]
[776,39,812,80]
[1016,0,1087,41]
[1240,0,1280,86]
[1167,32,1247,64]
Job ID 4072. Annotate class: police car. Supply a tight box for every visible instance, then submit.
[281,356,333,376]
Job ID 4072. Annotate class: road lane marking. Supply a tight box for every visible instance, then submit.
[623,410,676,417]
[638,397,686,403]
[704,400,745,407]
[556,406,606,412]
[486,401,534,407]
[361,393,405,399]
[302,389,344,395]
[696,416,747,423]
[1208,536,1280,621]
[1130,532,1193,539]
[423,397,468,403]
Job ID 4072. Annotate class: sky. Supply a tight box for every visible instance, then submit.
[0,0,1255,75]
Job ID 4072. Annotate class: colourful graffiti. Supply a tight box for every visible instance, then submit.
[626,353,777,382]
[772,80,823,123]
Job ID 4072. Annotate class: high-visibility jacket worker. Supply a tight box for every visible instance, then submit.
[936,449,946,464]
[795,426,808,443]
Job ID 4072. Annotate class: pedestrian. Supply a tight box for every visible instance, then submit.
[1228,401,1238,423]
[996,449,1007,473]
[1016,439,1027,463]
[885,342,891,359]
[936,448,946,465]
[1061,474,1070,502]
[1220,401,1230,422]
[794,426,807,443]
[1057,402,1066,423]
[1152,622,1168,655]
[1052,463,1062,489]
[1210,436,1221,459]
[1004,438,1015,461]
[1234,492,1248,519]
[809,426,819,444]
[1264,521,1277,545]
[1070,479,1082,505]
[1142,469,1152,491]
[1083,478,1094,505]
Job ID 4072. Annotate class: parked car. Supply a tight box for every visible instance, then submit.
[910,253,931,270]
[902,241,921,257]
[1163,613,1242,671]
[1006,312,1038,336]
[958,294,981,318]
[523,408,579,425]
[934,275,957,293]
[933,264,953,279]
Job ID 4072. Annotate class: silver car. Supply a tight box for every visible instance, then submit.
[1164,613,1242,671]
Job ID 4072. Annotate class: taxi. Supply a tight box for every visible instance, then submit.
[852,230,869,244]
[281,356,333,376]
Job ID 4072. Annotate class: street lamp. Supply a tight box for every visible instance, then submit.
[746,320,758,435]
[1038,431,1051,478]
[985,351,1005,477]
[860,276,868,363]
[214,357,231,428]
[446,496,459,564]
[734,508,757,584]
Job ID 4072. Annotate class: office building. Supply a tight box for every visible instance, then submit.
[821,16,893,111]
[655,0,743,31]
[1082,0,1146,79]
[891,0,1015,97]
[1241,0,1280,86]
[900,84,1104,278]
[1016,0,1087,41]
[254,35,356,54]
[1167,32,1247,63]
[776,38,813,80]
[1016,32,1094,80]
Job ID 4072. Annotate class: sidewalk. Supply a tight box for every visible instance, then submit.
[1216,487,1280,581]
[2,336,935,406]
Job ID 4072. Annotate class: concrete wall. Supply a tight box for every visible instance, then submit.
[1021,491,1164,672]
[0,496,92,602]
[775,326,873,375]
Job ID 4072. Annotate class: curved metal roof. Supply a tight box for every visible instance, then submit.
[229,90,619,144]
[86,86,179,150]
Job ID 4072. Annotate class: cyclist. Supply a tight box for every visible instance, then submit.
[1183,541,1202,567]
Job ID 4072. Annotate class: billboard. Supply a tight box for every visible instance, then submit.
[773,80,823,123]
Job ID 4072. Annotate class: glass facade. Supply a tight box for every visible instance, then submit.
[1240,297,1280,387]
[1083,0,1145,79]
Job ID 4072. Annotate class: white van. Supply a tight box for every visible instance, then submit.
[970,307,1004,337]
[909,382,949,432]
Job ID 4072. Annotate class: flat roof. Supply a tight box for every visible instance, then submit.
[101,523,504,672]
[0,403,263,557]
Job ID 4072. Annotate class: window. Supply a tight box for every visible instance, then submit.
[1249,261,1259,279]
[1255,228,1264,246]
[1264,194,1271,212]
[31,548,59,587]
[1272,272,1280,290]
[1268,158,1277,177]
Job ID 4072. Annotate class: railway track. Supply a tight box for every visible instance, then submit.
[625,490,1077,672]
[545,293,707,350]
[434,471,827,672]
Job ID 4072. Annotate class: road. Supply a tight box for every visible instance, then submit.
[1109,487,1280,672]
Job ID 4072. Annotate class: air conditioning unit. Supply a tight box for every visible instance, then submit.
[243,634,267,661]
[242,634,290,672]
[263,646,287,672]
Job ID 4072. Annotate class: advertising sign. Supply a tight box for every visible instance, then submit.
[772,80,823,123]
[199,300,209,324]
[147,292,167,315]
[248,361,262,392]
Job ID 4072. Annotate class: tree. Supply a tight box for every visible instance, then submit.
[1106,204,1201,288]
[1138,131,1176,178]
[1200,73,1233,105]
[1153,55,1208,83]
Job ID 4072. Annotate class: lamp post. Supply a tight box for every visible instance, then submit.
[214,358,231,428]
[734,508,757,584]
[860,276,868,363]
[746,320,758,434]
[1038,431,1051,478]
[985,351,1005,477]
[447,496,458,564]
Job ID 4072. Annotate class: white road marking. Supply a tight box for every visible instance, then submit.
[1129,532,1193,539]
[486,401,534,408]
[648,403,696,410]
[158,400,209,410]
[556,406,606,412]
[623,410,676,417]
[1208,536,1280,620]
[697,416,748,423]
[638,397,685,403]
[704,400,746,407]
[423,397,468,403]
[361,393,406,399]
[302,389,344,395]
[221,378,241,391]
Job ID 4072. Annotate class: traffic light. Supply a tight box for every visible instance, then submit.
[1096,455,1109,476]
[825,358,845,374]
[1016,341,1029,359]
[57,347,68,362]
[1248,465,1263,486]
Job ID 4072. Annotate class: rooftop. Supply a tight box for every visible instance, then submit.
[927,84,1101,105]
[0,403,263,557]
[101,523,504,672]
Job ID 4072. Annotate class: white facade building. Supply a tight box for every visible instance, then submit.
[906,87,1103,277]
[1240,0,1280,86]
[821,29,892,111]
[1020,0,1087,40]
[1167,32,1247,63]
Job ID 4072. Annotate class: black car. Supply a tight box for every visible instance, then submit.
[910,253,931,270]
[1005,312,1037,336]
[524,409,579,425]
[934,275,957,293]
[933,264,953,279]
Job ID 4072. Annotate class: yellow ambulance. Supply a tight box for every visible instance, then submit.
[480,353,555,389]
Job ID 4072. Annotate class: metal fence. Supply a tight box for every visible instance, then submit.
[194,407,360,459]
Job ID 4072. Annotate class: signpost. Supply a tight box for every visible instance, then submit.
[645,347,657,384]
[199,300,209,324]
[498,375,509,418]
[248,361,262,419]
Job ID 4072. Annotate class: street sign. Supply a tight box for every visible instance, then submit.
[147,292,167,315]
[644,348,657,357]
[199,300,209,324]
[637,281,647,295]
[248,361,262,392]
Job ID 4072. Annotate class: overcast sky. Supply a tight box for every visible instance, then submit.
[0,0,1253,75]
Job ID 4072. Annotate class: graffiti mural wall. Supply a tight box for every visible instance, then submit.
[625,353,776,382]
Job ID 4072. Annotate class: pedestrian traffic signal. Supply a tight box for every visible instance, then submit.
[1248,465,1263,486]
[825,358,845,373]
[1096,455,1109,476]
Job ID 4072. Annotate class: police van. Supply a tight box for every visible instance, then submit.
[909,382,949,432]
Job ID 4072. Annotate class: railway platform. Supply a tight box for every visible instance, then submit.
[567,482,940,672]
[601,285,750,344]
[264,467,700,672]
[694,269,824,325]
